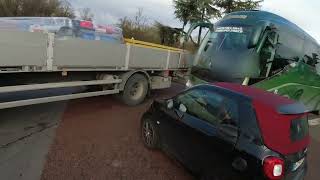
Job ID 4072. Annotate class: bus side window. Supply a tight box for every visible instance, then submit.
[263,31,304,77]
[303,41,319,68]
[316,50,320,75]
[276,32,304,62]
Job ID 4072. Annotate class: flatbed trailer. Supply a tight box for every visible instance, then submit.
[0,30,193,108]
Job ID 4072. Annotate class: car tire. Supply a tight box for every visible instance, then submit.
[121,74,148,106]
[141,115,160,149]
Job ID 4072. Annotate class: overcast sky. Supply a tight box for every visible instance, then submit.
[70,0,320,42]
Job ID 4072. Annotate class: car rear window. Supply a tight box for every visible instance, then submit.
[291,116,309,142]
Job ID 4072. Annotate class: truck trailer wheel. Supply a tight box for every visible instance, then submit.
[121,74,148,106]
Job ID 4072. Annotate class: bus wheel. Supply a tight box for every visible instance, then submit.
[121,74,148,106]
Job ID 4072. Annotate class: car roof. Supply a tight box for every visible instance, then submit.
[212,82,295,108]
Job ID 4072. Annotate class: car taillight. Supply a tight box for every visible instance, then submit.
[263,157,285,180]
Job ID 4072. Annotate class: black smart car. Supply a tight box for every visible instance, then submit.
[140,83,310,180]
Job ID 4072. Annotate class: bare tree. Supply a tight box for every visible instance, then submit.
[118,8,162,44]
[133,8,148,28]
[79,7,94,21]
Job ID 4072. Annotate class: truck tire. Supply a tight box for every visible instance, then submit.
[121,74,148,106]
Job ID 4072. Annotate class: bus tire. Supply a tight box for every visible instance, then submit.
[121,74,148,106]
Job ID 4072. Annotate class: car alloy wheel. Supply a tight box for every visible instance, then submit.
[141,117,159,149]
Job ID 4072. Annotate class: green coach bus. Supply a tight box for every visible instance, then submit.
[187,10,320,113]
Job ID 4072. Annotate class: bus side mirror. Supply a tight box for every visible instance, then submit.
[186,22,214,37]
[185,22,214,43]
[248,26,264,49]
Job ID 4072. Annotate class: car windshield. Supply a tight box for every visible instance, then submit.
[206,26,253,51]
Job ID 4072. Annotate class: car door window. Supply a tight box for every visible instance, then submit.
[176,89,218,124]
[175,89,238,127]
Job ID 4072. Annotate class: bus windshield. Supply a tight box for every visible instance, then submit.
[206,26,253,51]
[192,25,260,83]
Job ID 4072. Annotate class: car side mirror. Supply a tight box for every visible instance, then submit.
[175,103,187,119]
[167,99,174,109]
[179,104,187,113]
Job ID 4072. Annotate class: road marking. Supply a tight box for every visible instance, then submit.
[309,118,320,126]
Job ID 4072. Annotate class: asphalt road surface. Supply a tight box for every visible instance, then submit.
[41,83,192,180]
[0,102,67,180]
[0,83,319,180]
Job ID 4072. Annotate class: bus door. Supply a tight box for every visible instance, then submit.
[257,26,279,78]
